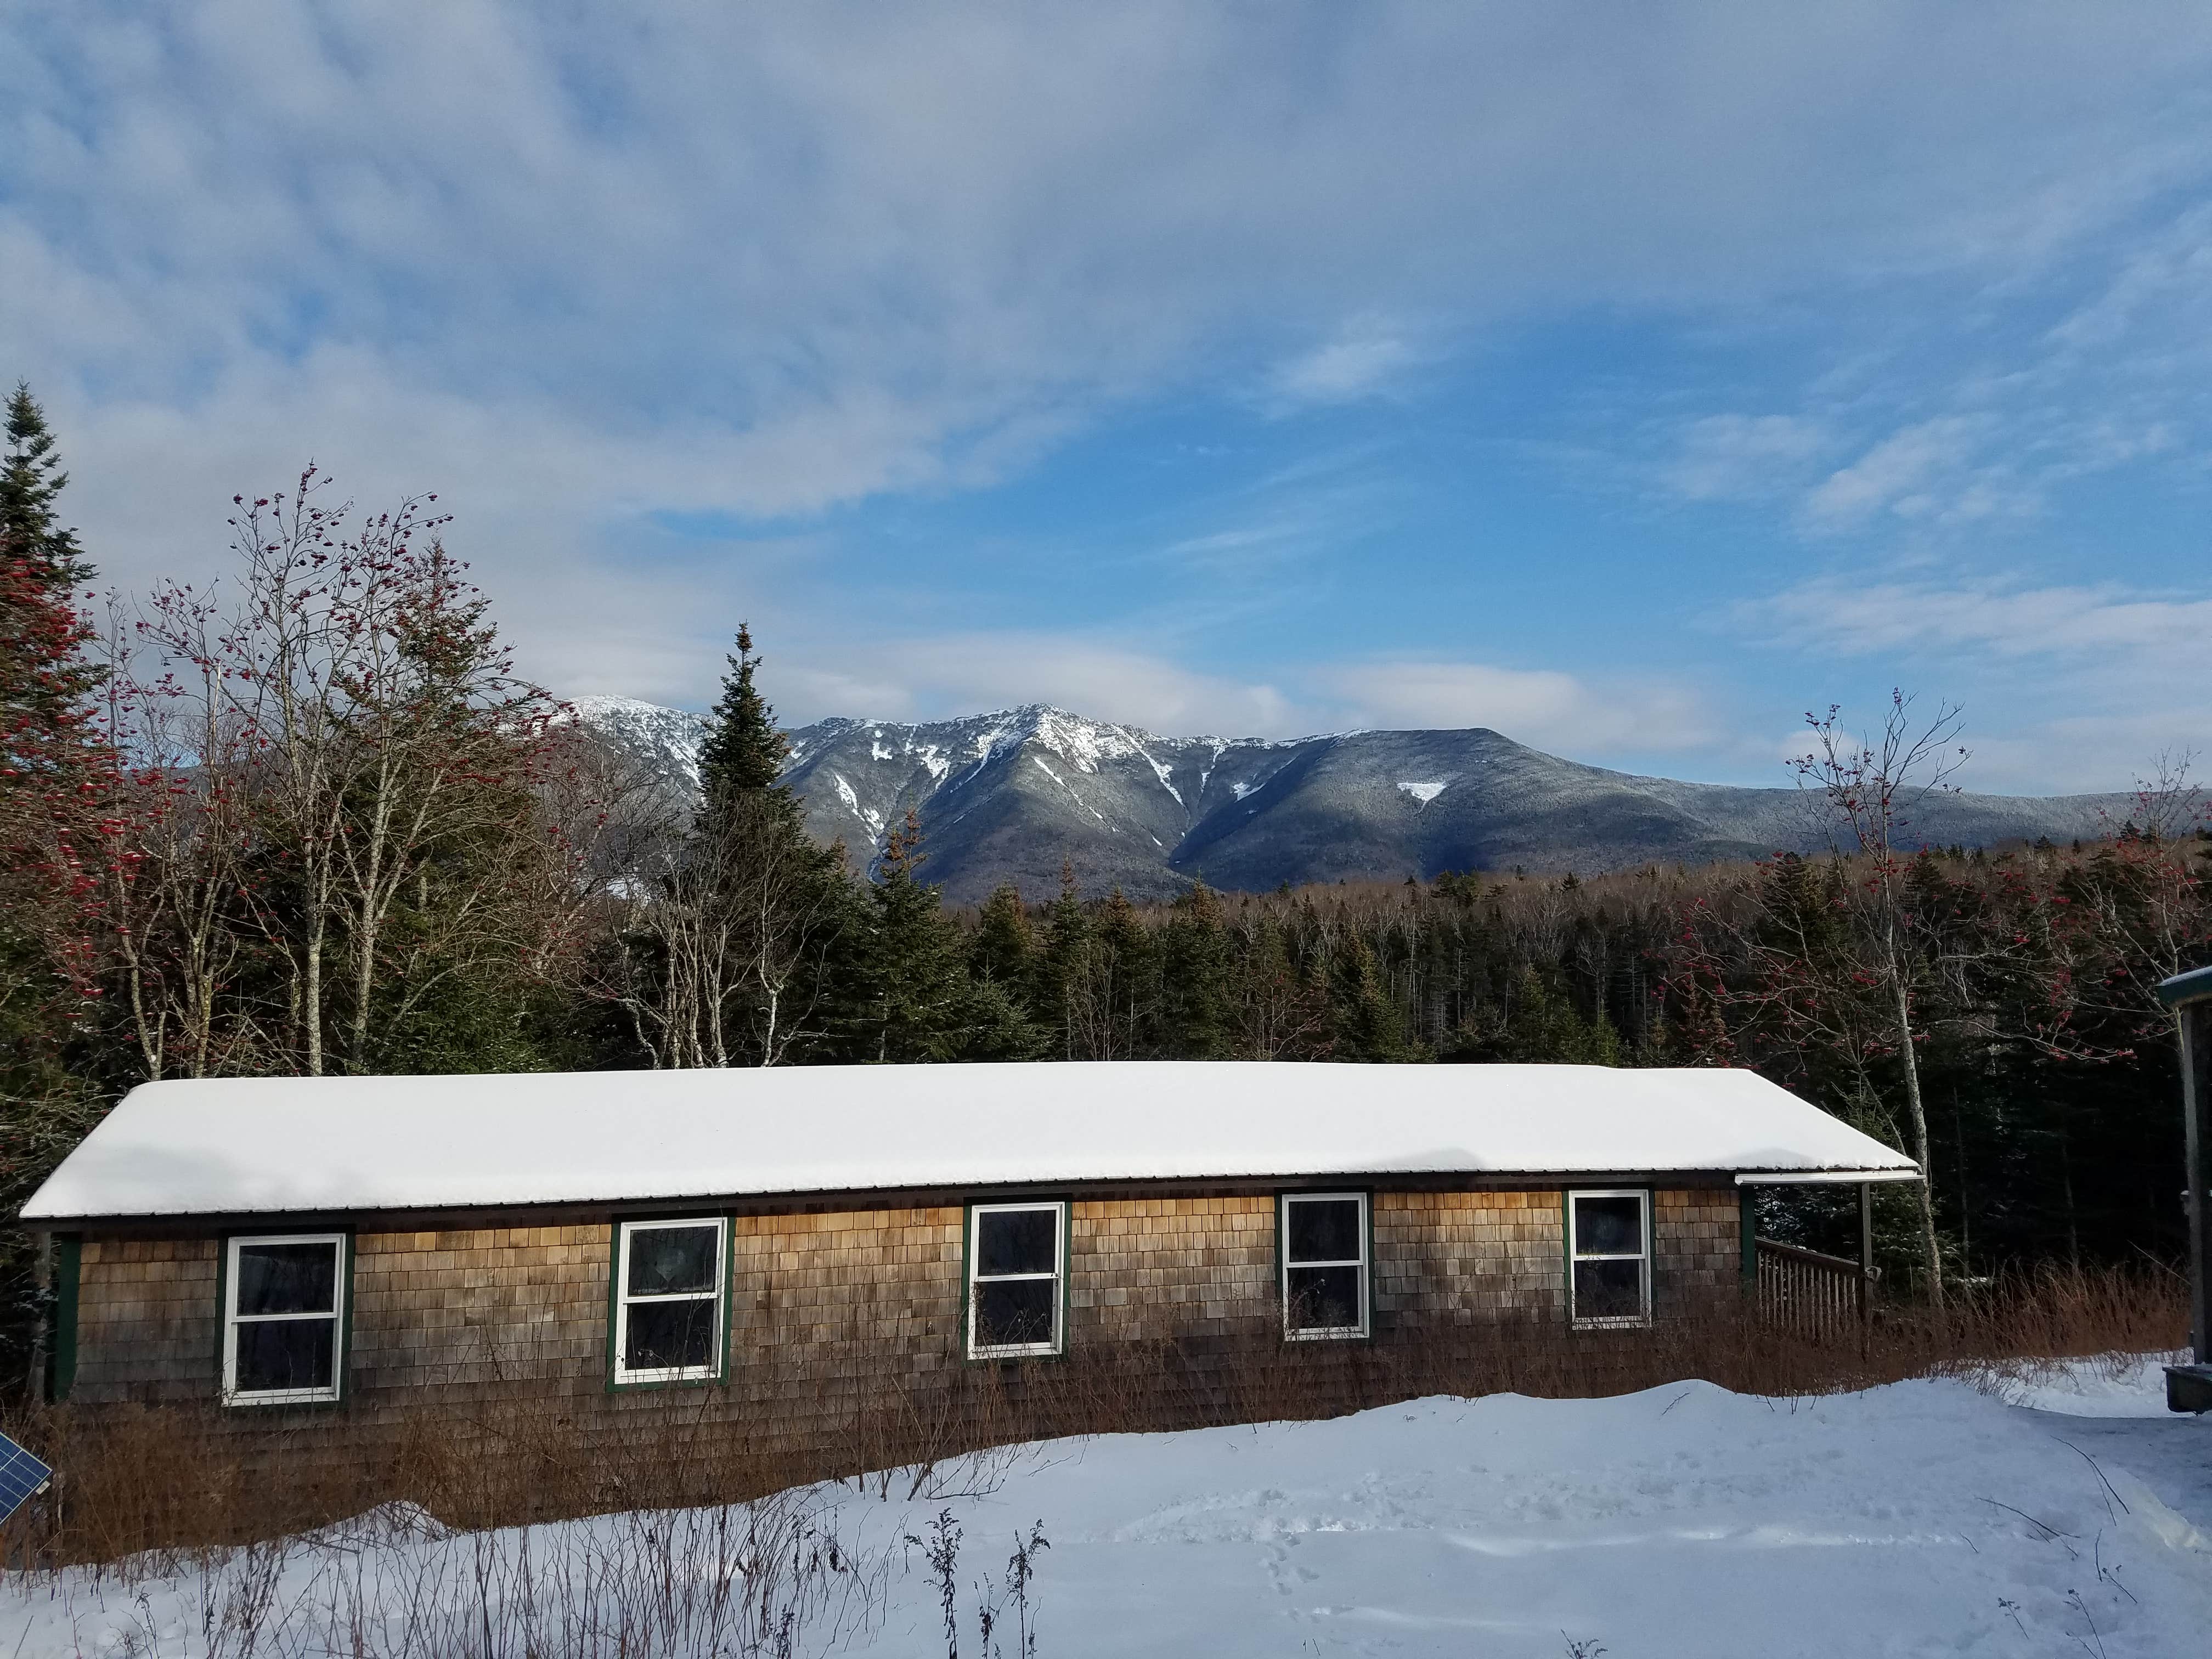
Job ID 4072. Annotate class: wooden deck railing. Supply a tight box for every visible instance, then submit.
[1755,1238,1877,1345]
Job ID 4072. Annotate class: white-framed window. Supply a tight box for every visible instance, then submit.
[613,1217,729,1385]
[222,1232,347,1406]
[967,1201,1066,1358]
[1280,1191,1369,1340]
[1568,1189,1651,1328]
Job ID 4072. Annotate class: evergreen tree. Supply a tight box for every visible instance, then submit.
[641,620,851,1066]
[1,383,104,851]
[1498,969,1623,1065]
[857,812,973,1062]
[970,883,1035,986]
[0,382,106,1023]
[952,972,1053,1061]
[0,386,108,1396]
[697,624,788,802]
[1034,863,1093,1057]
[1333,938,1417,1061]
[1087,888,1156,1058]
[1157,881,1234,1057]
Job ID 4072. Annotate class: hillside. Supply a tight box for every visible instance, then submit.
[571,697,2138,903]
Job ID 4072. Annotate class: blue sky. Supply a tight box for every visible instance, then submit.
[7,5,2212,792]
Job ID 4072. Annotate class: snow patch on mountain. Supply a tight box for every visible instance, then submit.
[566,696,707,787]
[1136,749,1183,808]
[573,696,2136,905]
[830,771,884,837]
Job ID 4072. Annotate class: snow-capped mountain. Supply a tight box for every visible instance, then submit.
[568,699,2140,903]
[566,696,710,789]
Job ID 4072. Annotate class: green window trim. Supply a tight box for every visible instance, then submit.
[47,1234,80,1404]
[1563,1188,1654,1330]
[605,1214,735,1392]
[1277,1189,1374,1342]
[963,1198,1071,1361]
[216,1228,354,1409]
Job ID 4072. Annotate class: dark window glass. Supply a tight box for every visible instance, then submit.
[234,1316,337,1392]
[977,1209,1058,1277]
[1286,1198,1362,1264]
[1574,1258,1645,1320]
[624,1298,718,1372]
[1574,1196,1644,1257]
[627,1225,720,1297]
[1286,1265,1363,1331]
[974,1278,1056,1348]
[235,1243,337,1316]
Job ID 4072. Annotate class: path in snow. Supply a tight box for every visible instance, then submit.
[10,1362,2210,1658]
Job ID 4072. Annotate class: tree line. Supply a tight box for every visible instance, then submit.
[4,397,2208,1382]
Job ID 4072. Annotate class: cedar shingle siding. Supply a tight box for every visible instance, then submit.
[64,1187,1739,1435]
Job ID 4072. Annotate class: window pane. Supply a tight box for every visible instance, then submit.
[1573,1196,1644,1258]
[1286,1198,1362,1265]
[1575,1258,1646,1320]
[1286,1265,1363,1331]
[627,1225,720,1297]
[235,1243,337,1316]
[624,1297,718,1372]
[974,1278,1056,1348]
[977,1209,1058,1278]
[234,1316,336,1392]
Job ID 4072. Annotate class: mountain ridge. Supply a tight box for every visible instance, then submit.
[568,696,2140,904]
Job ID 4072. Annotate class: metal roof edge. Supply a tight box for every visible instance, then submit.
[2157,963,2212,1009]
[1734,1169,1923,1185]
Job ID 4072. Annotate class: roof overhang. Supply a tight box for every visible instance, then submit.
[1735,1169,1923,1185]
[2158,963,2212,1010]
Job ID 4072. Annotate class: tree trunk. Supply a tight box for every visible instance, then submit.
[302,909,325,1076]
[1889,960,1945,1308]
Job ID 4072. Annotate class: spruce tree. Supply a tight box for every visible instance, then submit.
[663,621,854,1064]
[1158,880,1234,1057]
[970,883,1035,986]
[1333,938,1417,1062]
[1093,888,1156,1057]
[956,883,1051,1060]
[1035,862,1093,1058]
[0,385,108,1394]
[697,624,788,802]
[1,383,106,997]
[858,811,973,1062]
[1,384,103,804]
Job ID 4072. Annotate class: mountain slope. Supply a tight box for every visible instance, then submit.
[571,699,2138,903]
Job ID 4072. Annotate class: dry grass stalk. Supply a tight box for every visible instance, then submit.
[2,1263,2181,1572]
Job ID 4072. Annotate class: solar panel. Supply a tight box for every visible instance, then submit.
[0,1432,52,1525]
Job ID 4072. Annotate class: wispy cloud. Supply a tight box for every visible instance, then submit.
[1796,416,2028,529]
[1660,414,1831,502]
[776,631,1305,738]
[1261,317,1430,411]
[1319,661,1717,755]
[1736,574,2212,791]
[9,7,2212,792]
[1745,575,2212,662]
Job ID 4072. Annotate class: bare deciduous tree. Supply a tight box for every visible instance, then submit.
[104,470,590,1076]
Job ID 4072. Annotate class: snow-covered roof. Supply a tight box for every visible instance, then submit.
[18,1062,1917,1223]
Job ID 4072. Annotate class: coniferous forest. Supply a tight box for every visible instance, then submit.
[4,396,2209,1384]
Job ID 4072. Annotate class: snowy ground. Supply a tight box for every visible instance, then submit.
[9,1358,2210,1658]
